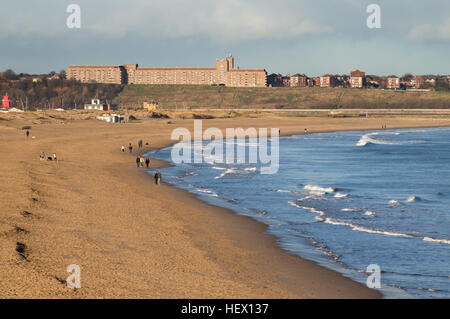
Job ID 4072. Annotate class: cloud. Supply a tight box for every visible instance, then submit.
[85,0,333,42]
[408,19,450,41]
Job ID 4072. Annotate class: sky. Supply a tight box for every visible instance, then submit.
[0,0,449,76]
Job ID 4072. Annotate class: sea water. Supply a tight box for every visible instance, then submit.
[149,127,450,298]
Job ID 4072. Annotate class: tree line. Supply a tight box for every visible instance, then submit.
[0,69,123,110]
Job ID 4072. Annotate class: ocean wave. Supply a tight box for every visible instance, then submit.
[406,196,421,203]
[341,208,361,212]
[304,185,337,194]
[194,187,219,197]
[356,132,423,147]
[214,167,258,179]
[290,200,449,245]
[334,192,349,198]
[277,189,303,194]
[211,166,227,170]
[289,201,326,221]
[323,218,413,238]
[423,237,450,245]
[389,200,400,206]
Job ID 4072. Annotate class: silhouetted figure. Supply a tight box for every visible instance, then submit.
[136,156,140,168]
[154,171,161,185]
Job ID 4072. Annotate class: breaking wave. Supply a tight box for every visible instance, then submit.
[277,189,303,194]
[304,185,337,194]
[214,167,258,179]
[193,187,219,198]
[289,201,450,245]
[423,237,450,245]
[389,200,400,206]
[406,196,421,203]
[356,132,422,147]
[334,192,349,198]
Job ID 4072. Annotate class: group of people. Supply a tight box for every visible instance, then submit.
[122,139,148,154]
[40,152,57,162]
[136,156,150,168]
[123,139,161,184]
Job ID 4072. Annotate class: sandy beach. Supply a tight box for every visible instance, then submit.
[2,113,450,298]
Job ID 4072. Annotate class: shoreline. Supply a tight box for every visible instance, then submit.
[140,123,450,299]
[1,114,450,298]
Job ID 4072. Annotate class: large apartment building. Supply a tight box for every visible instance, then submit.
[350,70,366,88]
[66,65,125,84]
[67,56,267,87]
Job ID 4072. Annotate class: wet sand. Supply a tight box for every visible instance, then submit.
[1,113,450,298]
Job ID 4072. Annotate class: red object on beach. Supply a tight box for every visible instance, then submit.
[1,94,10,108]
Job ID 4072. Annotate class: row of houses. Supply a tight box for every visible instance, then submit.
[267,71,448,90]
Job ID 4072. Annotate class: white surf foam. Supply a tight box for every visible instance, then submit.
[289,201,326,220]
[334,192,349,198]
[304,185,336,194]
[215,168,237,179]
[291,202,449,245]
[323,218,413,238]
[194,187,219,197]
[214,167,258,179]
[389,200,400,206]
[423,237,450,245]
[356,132,423,147]
[341,208,360,212]
[212,166,227,170]
[406,196,421,203]
[277,189,303,195]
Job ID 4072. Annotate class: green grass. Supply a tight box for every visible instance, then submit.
[113,85,450,109]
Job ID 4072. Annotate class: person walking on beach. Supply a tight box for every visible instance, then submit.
[121,145,125,153]
[53,153,57,161]
[136,156,141,168]
[145,157,150,168]
[129,143,133,153]
[154,171,162,185]
[26,130,30,138]
[140,156,145,167]
[138,140,143,149]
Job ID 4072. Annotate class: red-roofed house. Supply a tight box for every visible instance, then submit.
[350,70,366,88]
[320,75,336,88]
[386,76,400,89]
[289,74,308,87]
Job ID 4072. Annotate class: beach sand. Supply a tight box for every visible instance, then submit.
[2,113,450,298]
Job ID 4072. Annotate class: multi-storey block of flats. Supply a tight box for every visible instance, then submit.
[67,56,267,88]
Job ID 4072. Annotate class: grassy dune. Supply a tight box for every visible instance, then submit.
[113,85,450,110]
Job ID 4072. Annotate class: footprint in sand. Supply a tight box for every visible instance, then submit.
[21,211,34,218]
[15,242,29,260]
